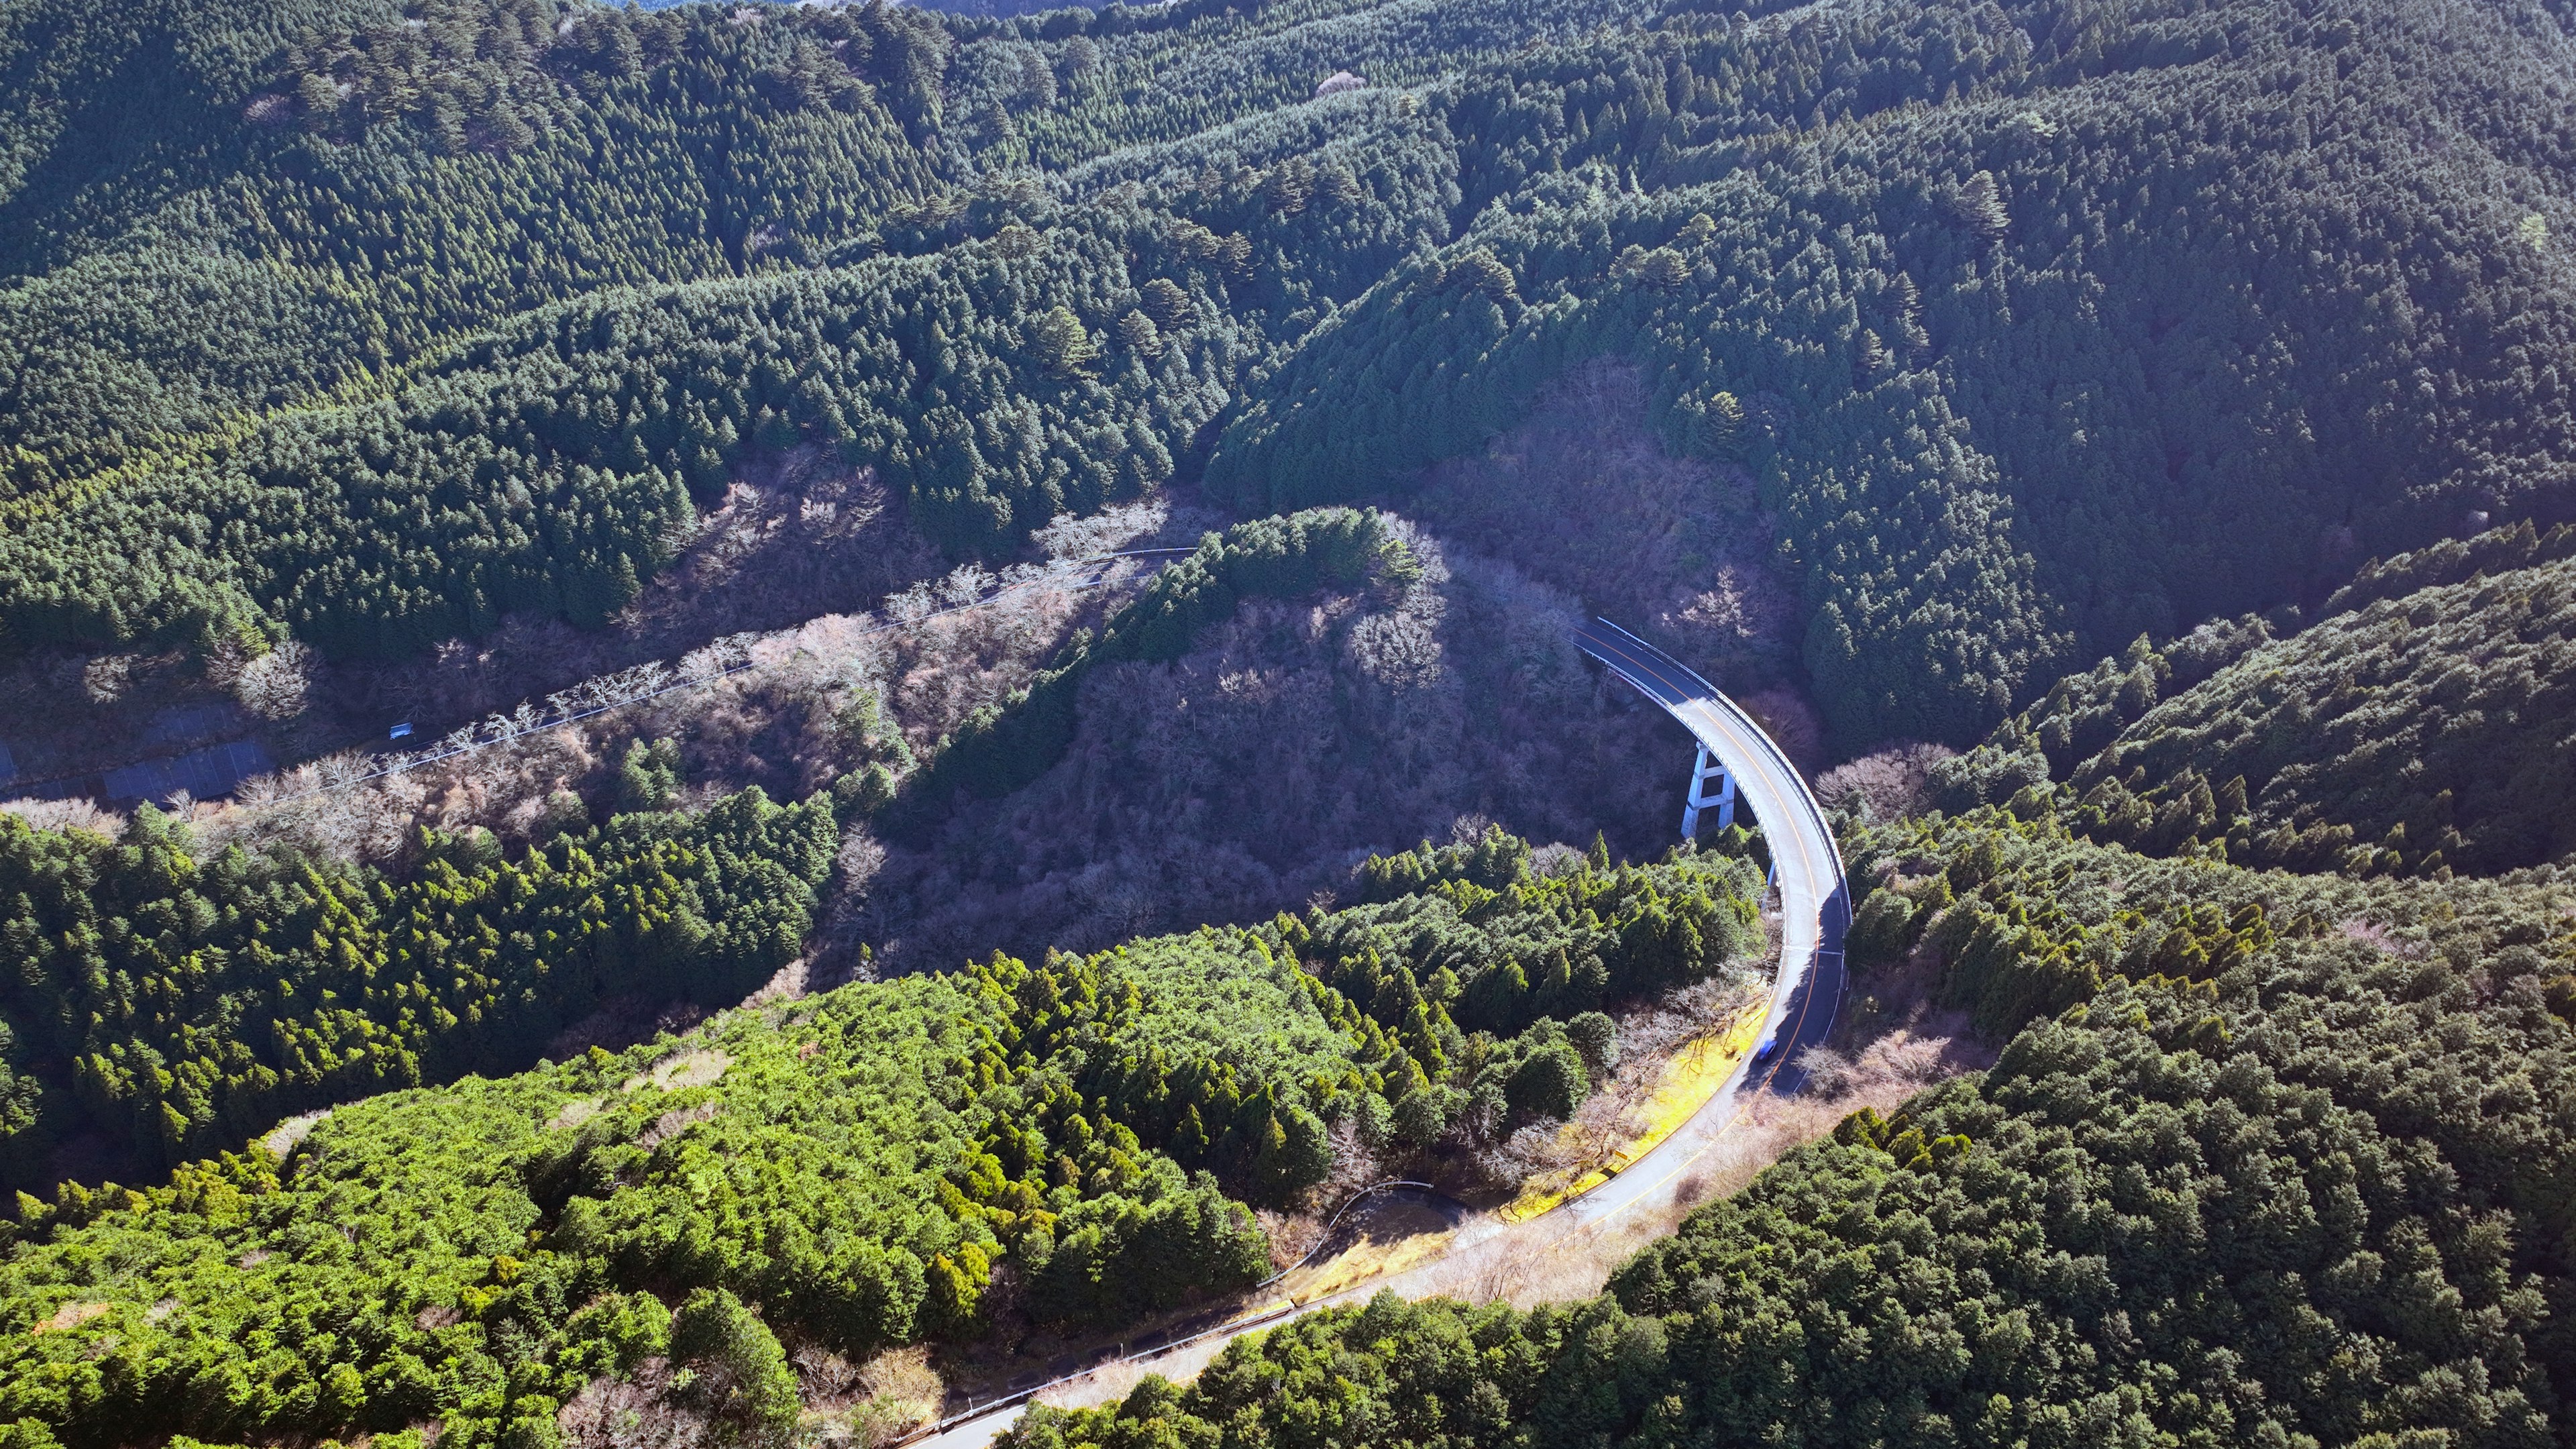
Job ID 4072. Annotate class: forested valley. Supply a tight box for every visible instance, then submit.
[1014,807,2576,1449]
[5,0,2576,1443]
[0,835,1764,1449]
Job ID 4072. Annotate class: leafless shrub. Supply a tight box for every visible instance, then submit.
[233,641,319,720]
[1032,1356,1157,1414]
[1530,842,1586,877]
[1447,813,1497,845]
[202,750,420,863]
[1,797,124,837]
[81,655,135,705]
[1419,1218,1629,1309]
[2339,918,2429,960]
[1816,741,1957,824]
[1617,969,1768,1062]
[636,1102,720,1150]
[679,635,757,686]
[835,828,888,896]
[938,564,999,609]
[1672,563,1797,670]
[1474,967,1764,1197]
[881,579,938,626]
[559,1361,715,1449]
[1738,686,1826,773]
[1030,496,1223,561]
[794,1346,863,1405]
[1255,1208,1327,1272]
[1790,1045,1855,1095]
[800,1347,941,1448]
[1406,358,1800,693]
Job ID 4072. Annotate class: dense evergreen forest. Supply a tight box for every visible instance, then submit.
[7,0,2576,749]
[0,786,840,1191]
[9,0,2576,1444]
[1012,808,2576,1449]
[0,839,1760,1449]
[0,506,1419,1191]
[1927,520,2576,877]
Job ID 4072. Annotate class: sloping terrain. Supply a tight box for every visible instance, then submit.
[7,0,2576,753]
[0,839,1764,1449]
[1014,810,2576,1449]
[1932,521,2576,876]
[4,0,2576,1446]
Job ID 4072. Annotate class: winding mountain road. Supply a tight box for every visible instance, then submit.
[910,619,1850,1448]
[1572,619,1852,1097]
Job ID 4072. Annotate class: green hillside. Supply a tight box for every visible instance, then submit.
[0,787,839,1190]
[1013,810,2576,1449]
[0,0,953,492]
[1201,0,2576,745]
[0,839,1758,1449]
[9,0,2576,1444]
[9,0,2576,754]
[1931,521,2576,876]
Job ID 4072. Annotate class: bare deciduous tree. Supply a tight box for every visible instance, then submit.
[233,641,319,720]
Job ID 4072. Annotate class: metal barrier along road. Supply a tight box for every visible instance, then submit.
[902,617,1858,1449]
[1572,618,1851,1095]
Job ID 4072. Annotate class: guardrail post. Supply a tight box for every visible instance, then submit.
[1680,743,1734,839]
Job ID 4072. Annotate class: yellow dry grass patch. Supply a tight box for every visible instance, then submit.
[623,1049,729,1093]
[1499,1004,1766,1223]
[1269,1222,1462,1305]
[34,1301,109,1334]
[549,1097,604,1132]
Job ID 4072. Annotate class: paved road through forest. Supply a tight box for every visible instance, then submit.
[912,619,1851,1447]
[1572,618,1853,1095]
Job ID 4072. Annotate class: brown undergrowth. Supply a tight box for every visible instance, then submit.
[1405,1014,1990,1315]
[1400,360,1813,747]
[144,498,1209,869]
[0,447,943,798]
[857,524,1702,972]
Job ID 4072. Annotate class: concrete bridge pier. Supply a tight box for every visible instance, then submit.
[1680,741,1735,839]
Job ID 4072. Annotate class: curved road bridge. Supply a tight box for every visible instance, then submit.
[911,618,1854,1447]
[1573,618,1851,1095]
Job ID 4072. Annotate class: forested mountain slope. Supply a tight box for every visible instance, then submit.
[0,501,1723,1205]
[0,0,955,493]
[0,786,840,1191]
[11,0,2576,761]
[1206,0,2576,745]
[1929,521,2576,877]
[0,0,1656,502]
[1015,810,2576,1449]
[9,0,2576,1444]
[865,506,1715,968]
[0,837,1761,1449]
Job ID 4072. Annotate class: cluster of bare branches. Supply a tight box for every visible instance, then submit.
[99,500,1234,898]
[1480,969,1766,1195]
[1407,360,1805,700]
[1816,740,1959,824]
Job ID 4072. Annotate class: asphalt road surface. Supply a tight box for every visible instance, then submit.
[909,619,1851,1448]
[1572,617,1851,1095]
